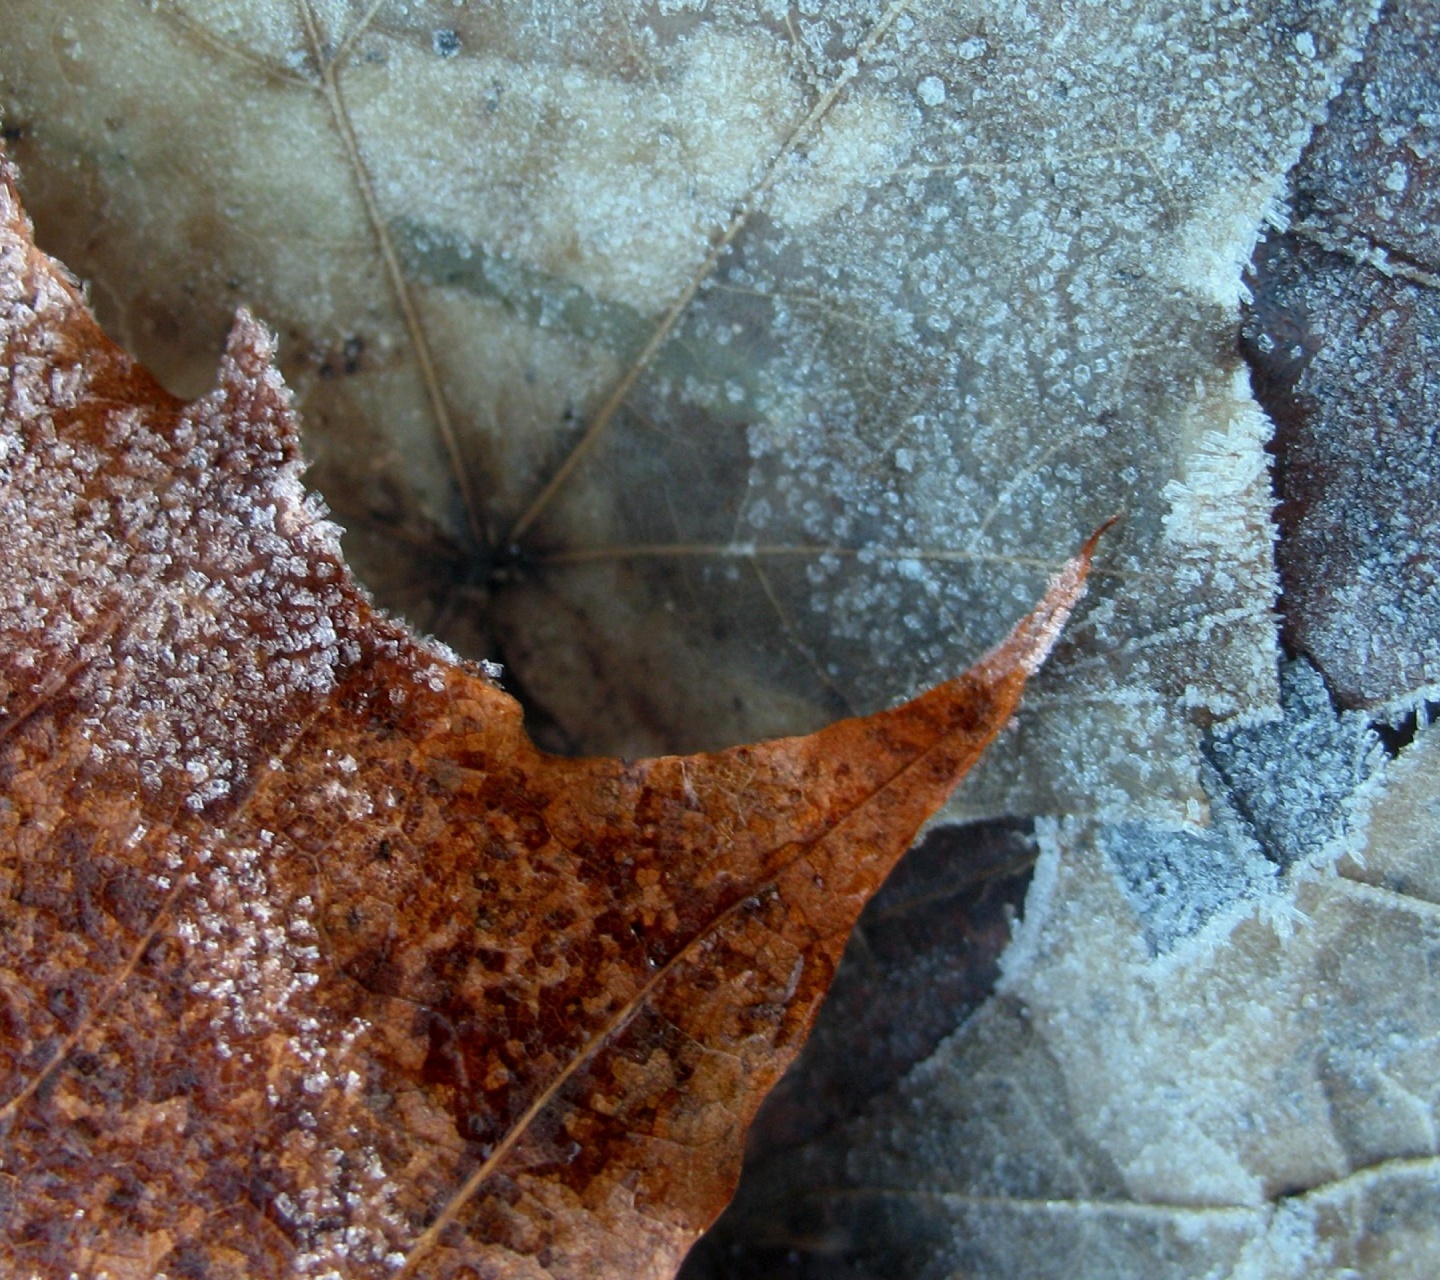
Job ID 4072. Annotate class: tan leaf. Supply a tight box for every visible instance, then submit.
[0,0,1377,824]
[0,159,1100,1279]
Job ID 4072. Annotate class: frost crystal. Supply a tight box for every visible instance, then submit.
[764,720,1440,1277]
[1101,660,1382,954]
[1,157,363,812]
[0,0,1380,822]
[1241,0,1439,716]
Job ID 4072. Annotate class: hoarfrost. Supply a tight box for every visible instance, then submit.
[0,0,1378,821]
[4,5,1434,1271]
[1101,818,1278,957]
[705,718,1440,1278]
[1,160,414,1275]
[1,165,358,811]
[1203,659,1384,873]
[1100,658,1383,955]
[1242,0,1440,713]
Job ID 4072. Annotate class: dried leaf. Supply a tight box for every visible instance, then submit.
[0,163,1097,1279]
[696,664,1440,1280]
[1242,0,1440,713]
[0,0,1377,824]
[709,818,1037,1161]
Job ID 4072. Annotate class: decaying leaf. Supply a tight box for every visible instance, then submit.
[0,161,1099,1278]
[1242,0,1440,713]
[732,817,1038,1156]
[0,0,1378,826]
[674,10,1440,1273]
[694,663,1440,1280]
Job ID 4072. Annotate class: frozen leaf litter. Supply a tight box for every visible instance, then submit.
[0,160,1102,1279]
[0,0,1378,823]
[4,2,1439,1276]
[1243,0,1440,714]
[695,668,1440,1280]
[683,6,1440,1272]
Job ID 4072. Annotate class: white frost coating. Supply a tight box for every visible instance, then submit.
[2,163,416,1279]
[1168,181,1296,310]
[797,721,1440,1276]
[1029,716,1429,1210]
[992,813,1063,981]
[188,840,328,1045]
[181,808,407,1274]
[1,169,360,814]
[1161,369,1276,555]
[354,24,811,313]
[1001,744,1440,1203]
[436,0,1374,823]
[766,90,914,232]
[1015,553,1087,677]
[0,0,1380,820]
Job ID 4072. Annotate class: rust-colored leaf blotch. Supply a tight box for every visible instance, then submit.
[0,154,1101,1279]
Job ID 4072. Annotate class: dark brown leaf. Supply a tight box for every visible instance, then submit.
[1243,0,1440,711]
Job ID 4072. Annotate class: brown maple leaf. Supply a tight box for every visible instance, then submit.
[0,156,1102,1278]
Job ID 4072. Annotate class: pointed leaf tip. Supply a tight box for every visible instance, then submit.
[983,516,1117,679]
[2,144,1119,1280]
